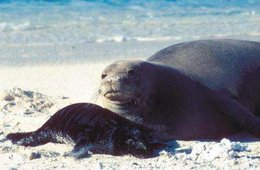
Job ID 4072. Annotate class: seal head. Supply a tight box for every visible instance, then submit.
[100,60,155,123]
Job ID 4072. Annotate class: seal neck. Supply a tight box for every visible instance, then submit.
[101,97,145,123]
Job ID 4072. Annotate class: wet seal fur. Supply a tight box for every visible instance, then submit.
[100,39,260,140]
[6,103,163,158]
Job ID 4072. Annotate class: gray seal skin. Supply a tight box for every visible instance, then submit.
[100,39,260,140]
[6,103,161,159]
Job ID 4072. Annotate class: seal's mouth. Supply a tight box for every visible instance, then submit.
[104,91,133,103]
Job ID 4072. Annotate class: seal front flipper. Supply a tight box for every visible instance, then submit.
[211,93,260,137]
[64,140,93,159]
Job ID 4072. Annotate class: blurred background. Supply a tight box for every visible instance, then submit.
[0,0,259,65]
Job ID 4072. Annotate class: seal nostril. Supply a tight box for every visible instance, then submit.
[101,74,107,79]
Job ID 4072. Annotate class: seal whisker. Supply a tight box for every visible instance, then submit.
[88,88,101,106]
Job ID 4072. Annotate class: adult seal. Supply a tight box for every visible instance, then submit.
[99,39,260,140]
[6,103,161,158]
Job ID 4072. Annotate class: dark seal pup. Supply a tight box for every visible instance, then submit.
[6,103,162,158]
[99,39,260,140]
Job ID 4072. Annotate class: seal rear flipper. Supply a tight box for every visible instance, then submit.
[6,130,58,147]
[212,93,260,137]
[6,132,34,143]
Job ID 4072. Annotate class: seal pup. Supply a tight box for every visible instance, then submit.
[99,39,260,140]
[6,103,161,158]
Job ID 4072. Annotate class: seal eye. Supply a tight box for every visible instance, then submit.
[128,70,137,78]
[101,74,107,79]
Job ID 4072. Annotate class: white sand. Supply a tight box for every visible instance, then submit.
[0,64,259,170]
[0,63,111,102]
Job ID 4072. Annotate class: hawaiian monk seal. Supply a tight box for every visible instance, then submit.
[99,39,260,140]
[6,103,161,158]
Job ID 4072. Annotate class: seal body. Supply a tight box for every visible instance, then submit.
[148,39,260,113]
[6,103,158,158]
[100,39,260,140]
